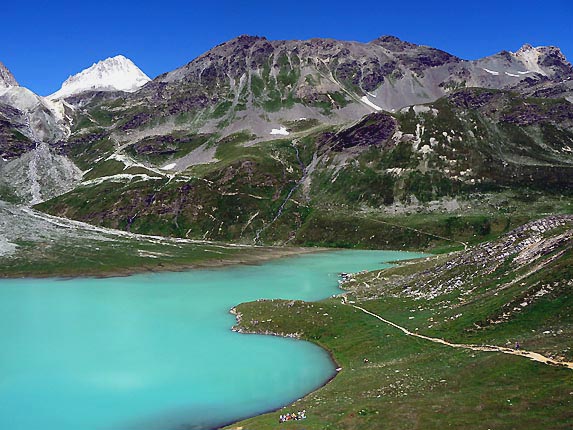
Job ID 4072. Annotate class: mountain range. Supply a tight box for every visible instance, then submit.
[2,35,572,430]
[1,35,572,246]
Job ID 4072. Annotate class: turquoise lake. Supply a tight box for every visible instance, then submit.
[0,249,423,430]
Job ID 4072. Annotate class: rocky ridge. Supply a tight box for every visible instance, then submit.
[343,215,573,305]
[0,61,18,88]
[132,36,572,129]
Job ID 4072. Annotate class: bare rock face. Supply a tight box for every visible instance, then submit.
[0,87,73,148]
[320,112,398,152]
[0,142,82,204]
[0,61,18,88]
[117,35,573,138]
[516,44,573,78]
[0,104,35,159]
[0,59,81,203]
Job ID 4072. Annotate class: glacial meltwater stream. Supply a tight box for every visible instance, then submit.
[0,250,423,430]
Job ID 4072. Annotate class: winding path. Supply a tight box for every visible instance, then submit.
[351,304,573,371]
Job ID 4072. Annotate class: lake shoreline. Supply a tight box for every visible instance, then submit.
[0,245,329,280]
[220,252,429,430]
[222,304,342,430]
[1,249,422,430]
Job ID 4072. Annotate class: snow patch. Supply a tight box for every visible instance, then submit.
[482,67,500,76]
[270,126,290,136]
[161,163,176,170]
[81,174,162,187]
[386,167,405,176]
[361,96,382,111]
[105,152,177,177]
[419,145,432,154]
[413,123,425,150]
[413,105,438,116]
[505,72,520,77]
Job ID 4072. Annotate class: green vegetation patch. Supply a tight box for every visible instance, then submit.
[82,159,126,181]
[229,218,573,429]
[126,132,212,164]
[229,296,572,430]
[284,118,321,133]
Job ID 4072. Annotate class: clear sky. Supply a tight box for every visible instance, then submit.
[2,0,572,96]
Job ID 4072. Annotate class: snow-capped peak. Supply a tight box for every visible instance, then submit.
[0,61,18,88]
[49,55,150,100]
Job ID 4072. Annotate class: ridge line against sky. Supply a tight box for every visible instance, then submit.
[2,0,572,96]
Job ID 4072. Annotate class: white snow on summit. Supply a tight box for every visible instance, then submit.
[49,55,150,100]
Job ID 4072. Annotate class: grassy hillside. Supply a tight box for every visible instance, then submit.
[227,215,573,429]
[37,89,573,249]
[0,203,314,278]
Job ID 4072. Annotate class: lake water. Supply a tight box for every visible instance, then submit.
[0,249,423,430]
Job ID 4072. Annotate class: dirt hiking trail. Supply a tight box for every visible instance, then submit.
[351,304,573,371]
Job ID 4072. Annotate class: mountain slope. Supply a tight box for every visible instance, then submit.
[147,35,572,112]
[61,36,573,181]
[1,35,572,244]
[0,61,79,204]
[0,61,18,88]
[229,215,573,430]
[37,87,573,247]
[92,36,572,139]
[49,55,150,100]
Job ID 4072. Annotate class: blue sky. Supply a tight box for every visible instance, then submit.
[2,0,572,95]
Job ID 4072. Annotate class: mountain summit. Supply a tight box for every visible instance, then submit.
[0,61,18,88]
[49,55,150,100]
[512,44,573,78]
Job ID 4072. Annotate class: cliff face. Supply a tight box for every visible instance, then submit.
[0,61,18,88]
